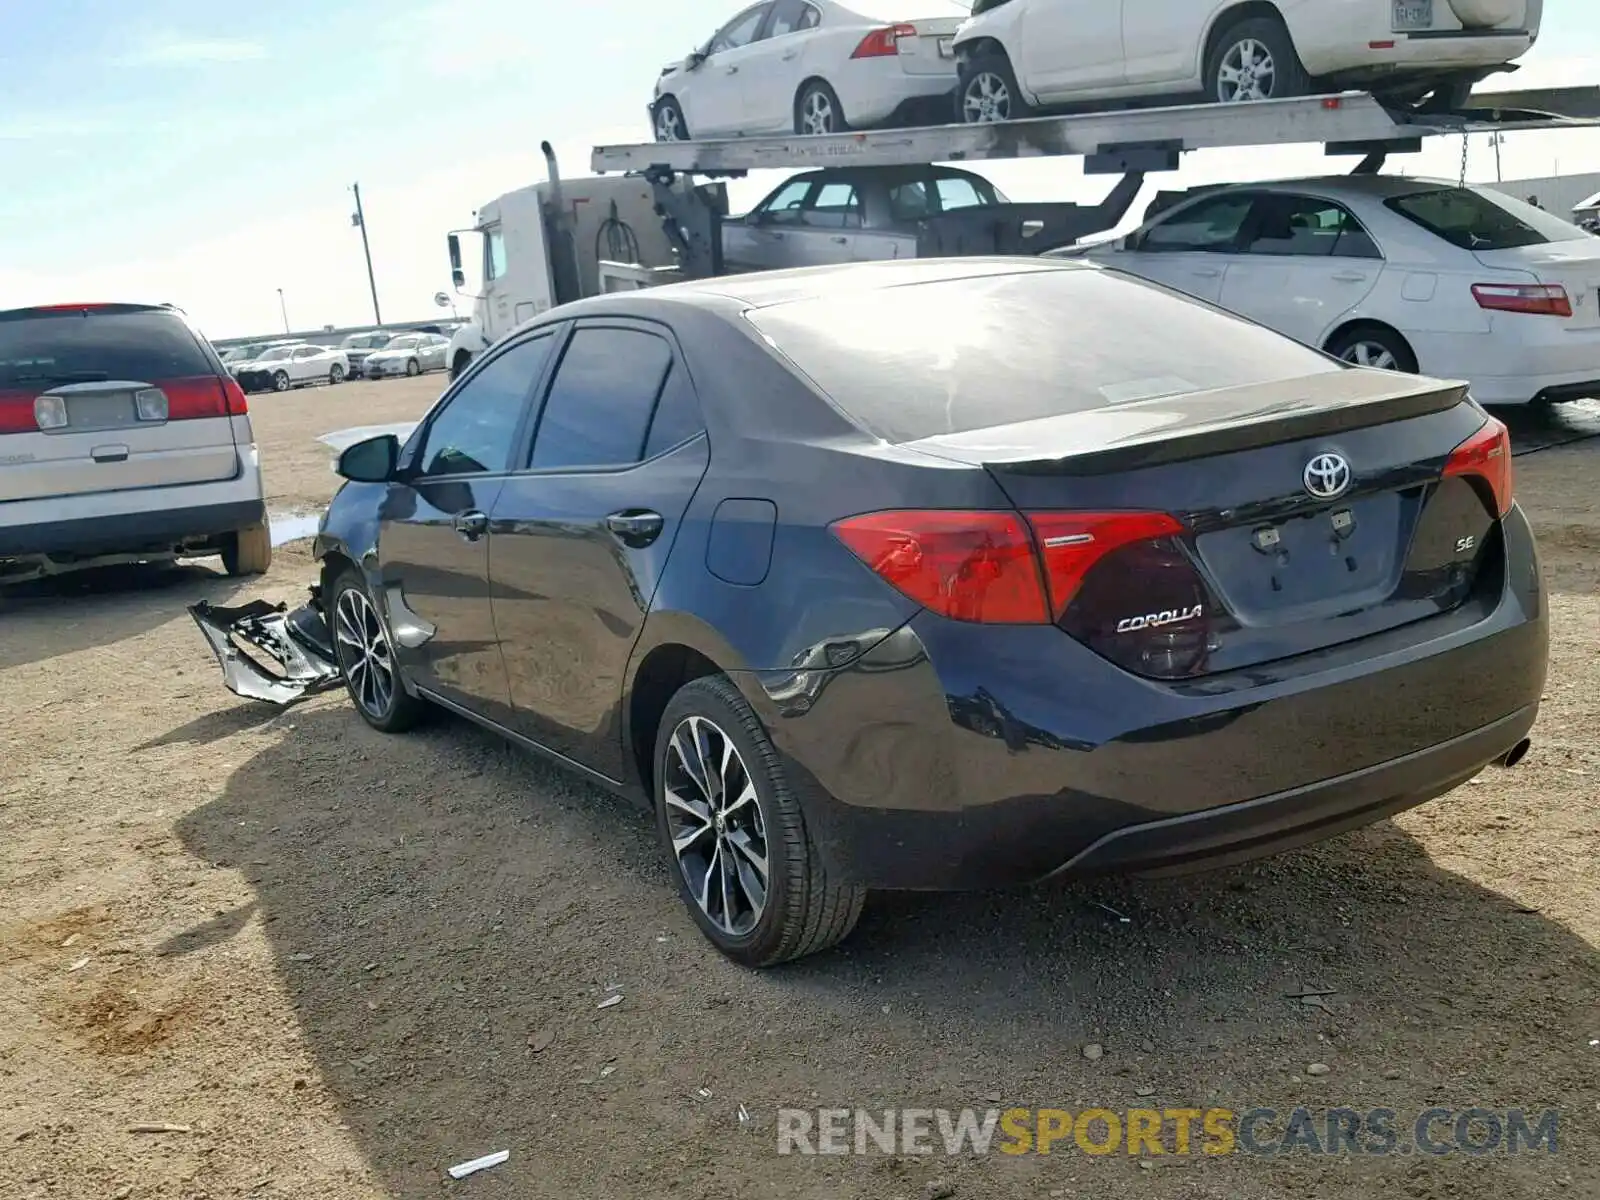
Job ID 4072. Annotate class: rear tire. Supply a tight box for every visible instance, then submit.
[405,358,420,377]
[1326,324,1418,373]
[328,566,426,733]
[957,51,1033,124]
[222,523,272,576]
[654,675,865,967]
[1205,16,1308,103]
[794,80,848,135]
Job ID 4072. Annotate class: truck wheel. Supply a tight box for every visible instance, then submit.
[222,523,272,576]
[450,351,472,381]
[1205,16,1308,103]
[958,51,1032,124]
[654,675,865,967]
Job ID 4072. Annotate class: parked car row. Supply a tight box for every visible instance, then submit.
[214,330,456,393]
[651,0,1542,140]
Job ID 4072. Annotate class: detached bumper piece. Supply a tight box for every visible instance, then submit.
[189,593,343,705]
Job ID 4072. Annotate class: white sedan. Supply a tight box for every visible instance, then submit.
[651,0,971,140]
[953,0,1539,122]
[1060,174,1600,407]
[233,343,351,393]
[362,333,450,379]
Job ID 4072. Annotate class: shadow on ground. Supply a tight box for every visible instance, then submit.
[0,560,235,670]
[172,701,1599,1199]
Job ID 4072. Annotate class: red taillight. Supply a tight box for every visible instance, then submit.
[830,508,1187,625]
[0,390,39,434]
[1443,415,1513,518]
[850,23,916,58]
[220,376,249,415]
[1028,511,1185,620]
[1472,282,1572,318]
[830,510,1048,623]
[158,376,232,421]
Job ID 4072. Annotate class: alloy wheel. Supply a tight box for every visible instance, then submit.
[962,73,1011,123]
[1341,341,1399,370]
[1217,38,1276,102]
[799,90,836,135]
[333,587,395,719]
[663,715,769,937]
[655,105,686,142]
[274,371,290,392]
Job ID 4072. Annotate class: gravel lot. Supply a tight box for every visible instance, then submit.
[2,378,1597,1199]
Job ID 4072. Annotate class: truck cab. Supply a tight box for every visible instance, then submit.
[445,174,675,379]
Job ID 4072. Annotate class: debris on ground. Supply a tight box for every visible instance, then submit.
[447,1150,509,1179]
[596,994,623,1010]
[128,1123,191,1135]
[1082,1043,1104,1061]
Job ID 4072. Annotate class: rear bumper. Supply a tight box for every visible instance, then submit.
[0,480,266,559]
[750,506,1547,891]
[1410,326,1600,406]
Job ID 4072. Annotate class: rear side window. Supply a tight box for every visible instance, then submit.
[0,308,213,386]
[529,327,674,469]
[1384,187,1590,250]
[741,267,1342,443]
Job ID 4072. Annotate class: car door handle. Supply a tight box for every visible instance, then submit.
[606,509,664,548]
[726,65,739,74]
[831,236,848,244]
[1332,271,1370,282]
[454,510,488,541]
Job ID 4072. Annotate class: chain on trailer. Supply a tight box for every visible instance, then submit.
[598,85,1600,280]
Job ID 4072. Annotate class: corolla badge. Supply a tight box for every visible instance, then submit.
[1303,452,1352,500]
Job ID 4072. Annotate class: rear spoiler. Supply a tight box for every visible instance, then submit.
[906,372,1473,477]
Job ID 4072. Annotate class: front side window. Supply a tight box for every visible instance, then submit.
[485,227,508,282]
[417,334,554,476]
[800,182,862,230]
[710,4,769,53]
[1137,193,1255,253]
[757,178,813,225]
[529,327,674,470]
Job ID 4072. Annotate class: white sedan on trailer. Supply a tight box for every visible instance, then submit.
[1060,174,1600,407]
[651,0,971,139]
[953,0,1540,122]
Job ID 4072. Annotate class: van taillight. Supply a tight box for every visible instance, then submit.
[1443,415,1513,517]
[160,377,241,420]
[831,508,1215,677]
[0,391,39,434]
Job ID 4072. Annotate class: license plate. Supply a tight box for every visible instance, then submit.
[67,392,135,429]
[937,37,954,58]
[1392,0,1433,32]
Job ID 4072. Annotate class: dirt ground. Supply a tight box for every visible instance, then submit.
[2,379,1597,1200]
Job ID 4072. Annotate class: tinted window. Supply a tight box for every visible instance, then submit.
[801,182,861,229]
[0,309,212,385]
[1242,195,1381,259]
[769,0,819,35]
[418,334,553,476]
[888,181,932,221]
[530,328,673,469]
[643,364,705,458]
[742,267,1342,443]
[1384,186,1589,250]
[1138,193,1254,252]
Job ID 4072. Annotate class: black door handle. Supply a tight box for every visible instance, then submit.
[454,510,488,541]
[606,509,664,548]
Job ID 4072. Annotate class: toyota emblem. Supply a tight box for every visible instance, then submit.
[1303,452,1351,500]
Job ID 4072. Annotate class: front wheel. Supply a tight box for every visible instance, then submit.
[329,363,345,385]
[654,676,865,967]
[1205,16,1308,103]
[272,370,291,392]
[957,52,1033,124]
[654,96,690,142]
[405,358,420,377]
[328,568,427,733]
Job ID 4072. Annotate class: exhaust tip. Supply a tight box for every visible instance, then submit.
[1498,737,1531,768]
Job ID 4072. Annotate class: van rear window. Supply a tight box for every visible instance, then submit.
[0,307,213,386]
[1383,187,1590,251]
[741,265,1341,443]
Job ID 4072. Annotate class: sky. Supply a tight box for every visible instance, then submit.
[2,1,1598,338]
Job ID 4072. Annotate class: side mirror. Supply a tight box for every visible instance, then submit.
[687,50,706,70]
[745,209,768,226]
[336,433,399,483]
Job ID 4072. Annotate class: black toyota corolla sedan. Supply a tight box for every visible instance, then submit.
[192,257,1546,968]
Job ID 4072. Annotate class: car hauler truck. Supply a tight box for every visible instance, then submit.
[445,84,1600,378]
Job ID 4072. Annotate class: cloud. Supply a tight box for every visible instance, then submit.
[123,37,267,66]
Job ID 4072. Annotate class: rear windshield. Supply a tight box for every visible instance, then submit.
[1384,187,1590,250]
[741,266,1341,443]
[0,308,212,386]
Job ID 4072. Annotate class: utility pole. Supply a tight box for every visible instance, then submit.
[277,288,290,333]
[350,182,383,327]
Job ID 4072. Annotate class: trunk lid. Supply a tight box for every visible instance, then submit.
[905,371,1504,678]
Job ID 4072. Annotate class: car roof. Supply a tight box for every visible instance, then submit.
[1186,174,1464,200]
[0,301,183,321]
[552,256,1088,317]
